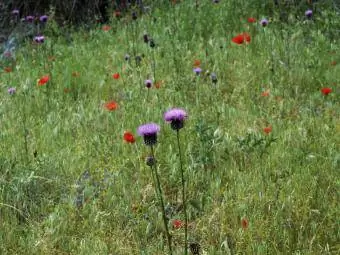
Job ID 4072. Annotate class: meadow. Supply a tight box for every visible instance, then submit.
[0,1,339,254]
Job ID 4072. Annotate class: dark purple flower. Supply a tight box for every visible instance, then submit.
[39,15,48,23]
[145,79,152,88]
[137,123,160,146]
[305,9,313,19]
[135,55,142,65]
[12,9,19,16]
[212,0,220,3]
[193,67,202,75]
[132,12,137,20]
[34,35,45,43]
[8,87,16,95]
[260,18,268,27]
[145,156,156,166]
[164,108,187,130]
[149,39,155,48]
[124,54,130,61]
[143,34,149,43]
[211,72,217,83]
[26,16,34,22]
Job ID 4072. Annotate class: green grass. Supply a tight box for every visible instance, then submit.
[0,1,339,254]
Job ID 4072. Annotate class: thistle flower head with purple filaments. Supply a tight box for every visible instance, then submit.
[193,67,202,75]
[211,72,217,83]
[164,108,188,130]
[8,87,16,95]
[26,15,34,22]
[305,9,313,18]
[260,18,269,27]
[34,35,45,43]
[137,123,160,146]
[145,79,152,88]
[39,15,48,23]
[12,9,19,16]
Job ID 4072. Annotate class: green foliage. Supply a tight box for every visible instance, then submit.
[0,1,339,254]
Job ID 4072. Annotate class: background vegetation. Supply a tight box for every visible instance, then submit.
[0,0,339,254]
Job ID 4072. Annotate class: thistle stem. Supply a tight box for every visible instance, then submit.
[150,146,173,254]
[176,130,188,255]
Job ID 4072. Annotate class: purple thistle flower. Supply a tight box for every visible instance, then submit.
[164,108,187,130]
[149,39,155,48]
[12,9,19,16]
[137,123,160,146]
[146,156,156,166]
[260,18,269,27]
[34,35,45,43]
[132,12,137,20]
[145,79,152,88]
[193,67,202,75]
[135,55,142,65]
[39,15,48,23]
[305,9,313,19]
[211,72,218,83]
[8,87,16,95]
[26,15,34,22]
[143,34,149,43]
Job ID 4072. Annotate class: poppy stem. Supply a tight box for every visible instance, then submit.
[176,130,188,255]
[150,146,173,255]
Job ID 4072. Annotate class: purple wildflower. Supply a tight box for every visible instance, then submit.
[193,67,202,75]
[260,18,269,27]
[211,72,217,83]
[143,34,149,43]
[132,12,137,20]
[12,9,19,16]
[39,15,48,23]
[34,35,45,43]
[145,156,156,166]
[149,39,155,48]
[8,87,16,95]
[164,108,187,130]
[137,123,160,146]
[145,79,153,88]
[135,55,142,65]
[305,9,313,19]
[26,16,34,22]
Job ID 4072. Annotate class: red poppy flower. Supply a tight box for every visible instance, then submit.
[193,59,201,67]
[154,80,164,89]
[4,67,12,73]
[102,25,110,31]
[172,219,183,229]
[263,126,272,134]
[321,87,332,96]
[123,131,135,143]
[261,90,270,97]
[248,17,256,23]
[112,73,120,79]
[232,32,251,44]
[104,101,118,111]
[38,75,50,86]
[241,217,249,229]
